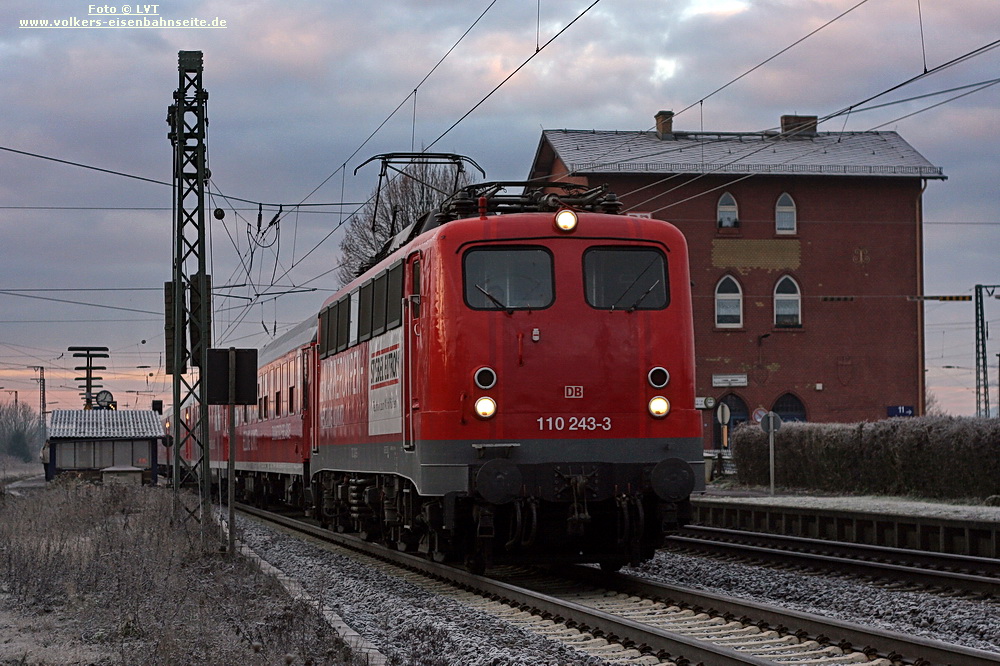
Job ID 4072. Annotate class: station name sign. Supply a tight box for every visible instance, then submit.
[712,373,748,388]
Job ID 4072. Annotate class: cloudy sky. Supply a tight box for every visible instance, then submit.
[0,0,997,416]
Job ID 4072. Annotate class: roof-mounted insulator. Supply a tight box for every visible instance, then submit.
[600,193,623,214]
[479,196,488,220]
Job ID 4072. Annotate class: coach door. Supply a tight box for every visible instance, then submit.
[403,252,422,451]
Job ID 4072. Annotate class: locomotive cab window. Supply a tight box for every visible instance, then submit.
[584,247,669,310]
[464,247,554,310]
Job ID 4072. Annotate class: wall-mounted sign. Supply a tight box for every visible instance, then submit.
[887,405,915,417]
[712,373,748,387]
[695,396,717,410]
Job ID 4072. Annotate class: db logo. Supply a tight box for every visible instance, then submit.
[564,386,584,398]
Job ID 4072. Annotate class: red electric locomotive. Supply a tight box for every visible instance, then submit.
[309,180,703,571]
[173,177,704,572]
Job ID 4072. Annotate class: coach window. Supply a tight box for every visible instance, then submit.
[584,247,668,310]
[358,281,374,342]
[330,304,340,356]
[774,276,801,327]
[715,276,743,328]
[717,192,739,228]
[775,193,796,234]
[348,289,360,346]
[336,297,350,352]
[464,246,554,310]
[372,272,388,336]
[318,308,329,357]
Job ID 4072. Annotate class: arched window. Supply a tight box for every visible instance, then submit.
[713,393,749,449]
[715,276,743,328]
[773,393,806,422]
[775,193,796,234]
[774,275,801,327]
[717,192,739,228]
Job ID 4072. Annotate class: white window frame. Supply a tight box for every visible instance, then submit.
[774,275,801,327]
[776,192,796,234]
[715,276,743,328]
[717,192,739,228]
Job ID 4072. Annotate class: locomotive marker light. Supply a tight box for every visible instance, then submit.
[648,367,670,388]
[474,396,497,419]
[648,396,670,418]
[474,367,497,390]
[554,208,578,232]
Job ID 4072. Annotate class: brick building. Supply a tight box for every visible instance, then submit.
[528,112,945,449]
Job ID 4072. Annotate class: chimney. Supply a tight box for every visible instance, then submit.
[655,110,674,139]
[780,114,818,137]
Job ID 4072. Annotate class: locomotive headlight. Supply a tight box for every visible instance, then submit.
[648,396,670,418]
[474,396,497,419]
[554,208,578,232]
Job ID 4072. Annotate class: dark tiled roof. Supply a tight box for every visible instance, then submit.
[48,410,165,440]
[539,129,944,179]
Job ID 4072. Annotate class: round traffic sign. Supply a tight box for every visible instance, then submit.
[715,403,731,425]
[760,411,783,434]
[752,407,767,423]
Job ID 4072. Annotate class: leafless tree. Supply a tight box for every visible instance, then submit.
[0,401,43,463]
[337,159,470,286]
[924,388,946,417]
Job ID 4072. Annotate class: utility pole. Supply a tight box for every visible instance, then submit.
[68,347,108,409]
[166,50,212,516]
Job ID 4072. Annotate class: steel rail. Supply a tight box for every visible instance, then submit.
[561,565,999,666]
[668,525,1000,597]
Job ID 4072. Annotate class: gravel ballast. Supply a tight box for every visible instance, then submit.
[239,507,1000,663]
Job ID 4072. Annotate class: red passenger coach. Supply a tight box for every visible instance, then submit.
[224,318,317,506]
[310,181,703,571]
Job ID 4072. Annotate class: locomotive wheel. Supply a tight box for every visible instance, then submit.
[395,528,421,552]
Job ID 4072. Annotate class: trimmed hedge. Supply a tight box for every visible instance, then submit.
[730,416,1000,499]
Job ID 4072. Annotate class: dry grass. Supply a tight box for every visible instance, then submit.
[0,479,365,665]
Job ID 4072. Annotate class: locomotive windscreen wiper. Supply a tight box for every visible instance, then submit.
[475,284,512,314]
[610,257,658,311]
[627,279,661,312]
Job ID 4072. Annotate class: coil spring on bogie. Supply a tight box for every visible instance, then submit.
[348,477,376,520]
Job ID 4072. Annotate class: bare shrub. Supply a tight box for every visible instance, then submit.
[0,480,360,664]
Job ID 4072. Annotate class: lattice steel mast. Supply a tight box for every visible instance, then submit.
[975,284,999,417]
[166,51,212,510]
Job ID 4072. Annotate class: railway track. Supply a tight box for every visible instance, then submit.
[238,504,998,665]
[666,525,1000,598]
